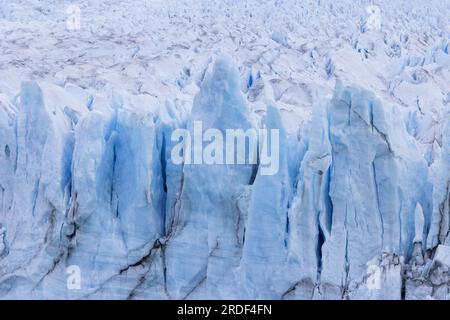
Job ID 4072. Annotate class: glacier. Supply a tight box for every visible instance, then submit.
[0,0,449,299]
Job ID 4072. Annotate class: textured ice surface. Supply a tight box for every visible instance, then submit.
[0,0,449,299]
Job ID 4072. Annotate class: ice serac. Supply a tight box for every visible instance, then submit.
[64,108,164,298]
[285,83,433,299]
[240,104,292,299]
[0,81,170,299]
[0,94,17,260]
[0,94,16,222]
[0,81,87,298]
[57,92,171,299]
[427,119,450,249]
[164,57,255,299]
[403,117,450,299]
[320,84,401,298]
[283,99,332,299]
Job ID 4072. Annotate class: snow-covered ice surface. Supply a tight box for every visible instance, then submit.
[0,0,449,299]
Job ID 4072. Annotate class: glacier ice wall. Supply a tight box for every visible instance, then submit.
[0,56,448,300]
[0,0,449,300]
